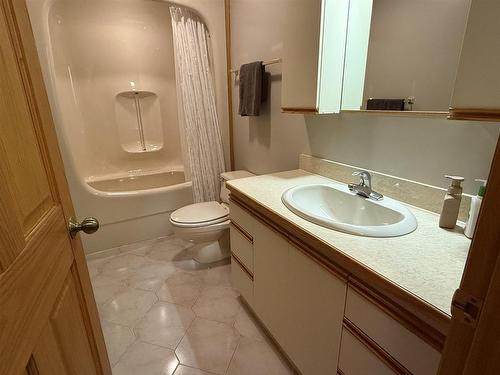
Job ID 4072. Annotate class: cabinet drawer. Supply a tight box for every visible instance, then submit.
[229,201,255,236]
[231,256,253,307]
[339,327,399,375]
[345,287,440,375]
[230,222,253,273]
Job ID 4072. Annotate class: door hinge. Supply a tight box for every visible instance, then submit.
[451,288,483,327]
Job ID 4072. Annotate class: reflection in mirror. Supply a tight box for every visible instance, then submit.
[342,0,471,113]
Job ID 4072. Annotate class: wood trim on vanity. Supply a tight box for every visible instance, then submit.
[288,238,348,282]
[229,188,449,351]
[448,107,500,122]
[348,281,445,352]
[231,254,253,280]
[343,318,412,375]
[230,221,253,243]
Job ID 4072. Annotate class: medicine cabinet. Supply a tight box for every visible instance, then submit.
[281,0,500,121]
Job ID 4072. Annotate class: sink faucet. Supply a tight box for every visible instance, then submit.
[348,171,383,201]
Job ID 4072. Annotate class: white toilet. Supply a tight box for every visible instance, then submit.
[170,170,255,263]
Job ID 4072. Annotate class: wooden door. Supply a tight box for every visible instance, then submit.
[0,0,111,374]
[438,135,500,374]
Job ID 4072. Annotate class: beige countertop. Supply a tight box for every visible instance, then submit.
[228,169,470,315]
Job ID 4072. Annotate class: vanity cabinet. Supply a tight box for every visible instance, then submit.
[284,244,346,374]
[343,287,441,375]
[230,201,346,374]
[282,0,350,113]
[229,199,441,375]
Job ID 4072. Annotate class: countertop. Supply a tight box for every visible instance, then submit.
[227,169,470,315]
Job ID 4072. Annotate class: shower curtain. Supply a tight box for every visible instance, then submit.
[170,6,226,203]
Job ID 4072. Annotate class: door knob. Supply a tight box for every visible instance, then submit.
[69,217,99,238]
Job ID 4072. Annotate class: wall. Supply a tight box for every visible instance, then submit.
[230,0,500,195]
[48,0,183,179]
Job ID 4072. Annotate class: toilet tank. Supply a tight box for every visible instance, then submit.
[220,170,255,203]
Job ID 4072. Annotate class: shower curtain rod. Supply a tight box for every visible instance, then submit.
[230,58,282,75]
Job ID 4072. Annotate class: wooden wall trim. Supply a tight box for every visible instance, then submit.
[224,0,234,169]
[231,254,253,280]
[342,109,448,119]
[448,108,500,122]
[230,221,253,243]
[229,187,449,350]
[281,107,318,113]
[343,318,412,375]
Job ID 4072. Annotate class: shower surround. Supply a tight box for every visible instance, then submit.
[27,0,230,253]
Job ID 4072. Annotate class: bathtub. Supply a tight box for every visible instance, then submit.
[80,169,193,253]
[87,170,186,192]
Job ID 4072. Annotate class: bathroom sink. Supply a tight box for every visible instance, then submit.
[282,183,417,237]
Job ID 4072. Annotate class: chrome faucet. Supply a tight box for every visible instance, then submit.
[348,171,383,201]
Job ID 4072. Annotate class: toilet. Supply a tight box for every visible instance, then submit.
[170,170,255,263]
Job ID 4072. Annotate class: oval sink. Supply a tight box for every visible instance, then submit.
[282,183,417,237]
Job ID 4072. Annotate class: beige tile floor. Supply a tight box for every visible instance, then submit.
[87,236,295,375]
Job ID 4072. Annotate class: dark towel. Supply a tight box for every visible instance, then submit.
[366,98,405,111]
[238,61,265,116]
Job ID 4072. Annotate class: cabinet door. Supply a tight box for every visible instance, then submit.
[449,0,500,120]
[282,0,349,113]
[282,0,321,111]
[285,245,347,375]
[253,220,290,345]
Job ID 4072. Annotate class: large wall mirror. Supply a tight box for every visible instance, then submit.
[341,0,471,113]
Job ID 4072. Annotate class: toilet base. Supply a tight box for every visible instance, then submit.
[191,232,230,264]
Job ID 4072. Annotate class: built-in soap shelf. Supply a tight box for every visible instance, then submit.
[115,90,164,154]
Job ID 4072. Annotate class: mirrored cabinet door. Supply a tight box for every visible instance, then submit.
[449,0,500,120]
[342,0,471,114]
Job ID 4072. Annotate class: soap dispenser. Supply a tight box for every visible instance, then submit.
[463,179,487,238]
[439,175,464,229]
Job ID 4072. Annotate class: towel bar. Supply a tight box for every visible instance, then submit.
[230,58,282,76]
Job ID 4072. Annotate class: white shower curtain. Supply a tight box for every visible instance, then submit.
[170,6,226,203]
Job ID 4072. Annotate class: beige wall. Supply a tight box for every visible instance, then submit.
[48,0,183,179]
[230,0,500,195]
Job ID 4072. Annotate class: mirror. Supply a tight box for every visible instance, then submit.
[341,0,471,113]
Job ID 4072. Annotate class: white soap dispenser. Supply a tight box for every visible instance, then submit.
[463,179,486,239]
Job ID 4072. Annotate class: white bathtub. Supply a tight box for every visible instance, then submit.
[80,169,193,253]
[87,170,187,192]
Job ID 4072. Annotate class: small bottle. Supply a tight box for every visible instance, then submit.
[439,175,464,229]
[463,179,487,238]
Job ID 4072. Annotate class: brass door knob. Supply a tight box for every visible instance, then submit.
[69,217,99,238]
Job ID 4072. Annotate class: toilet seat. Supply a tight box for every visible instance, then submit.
[170,201,229,228]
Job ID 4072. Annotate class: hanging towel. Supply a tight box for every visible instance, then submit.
[366,98,405,111]
[238,61,265,116]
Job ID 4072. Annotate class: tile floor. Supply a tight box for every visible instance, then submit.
[87,236,295,375]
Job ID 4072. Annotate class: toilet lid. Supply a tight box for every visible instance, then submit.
[170,201,229,225]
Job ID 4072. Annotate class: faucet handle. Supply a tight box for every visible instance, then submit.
[352,170,372,187]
